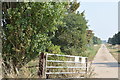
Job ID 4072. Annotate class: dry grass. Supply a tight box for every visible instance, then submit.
[106,44,120,63]
[86,44,101,61]
[86,62,96,78]
[2,58,39,78]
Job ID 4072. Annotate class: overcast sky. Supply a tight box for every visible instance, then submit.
[77,1,118,41]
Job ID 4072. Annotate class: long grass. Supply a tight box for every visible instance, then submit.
[85,44,101,61]
[106,44,120,63]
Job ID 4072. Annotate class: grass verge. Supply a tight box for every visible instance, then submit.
[106,44,120,63]
[85,44,101,61]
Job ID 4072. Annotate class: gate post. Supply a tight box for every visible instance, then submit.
[38,52,47,78]
[85,58,88,74]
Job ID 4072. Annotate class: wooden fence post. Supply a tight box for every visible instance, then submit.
[38,52,47,78]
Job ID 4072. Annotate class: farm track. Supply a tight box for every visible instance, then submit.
[92,44,119,78]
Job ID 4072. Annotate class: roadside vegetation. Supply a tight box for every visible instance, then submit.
[107,31,120,63]
[86,45,101,61]
[2,1,101,78]
[106,44,120,63]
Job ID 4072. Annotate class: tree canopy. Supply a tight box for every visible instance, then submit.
[52,13,88,55]
[108,32,120,45]
[2,2,66,73]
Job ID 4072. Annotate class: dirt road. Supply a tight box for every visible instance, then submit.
[92,44,119,78]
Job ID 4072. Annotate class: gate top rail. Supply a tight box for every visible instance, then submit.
[46,53,87,58]
[47,60,87,63]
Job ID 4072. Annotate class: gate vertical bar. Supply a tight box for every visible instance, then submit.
[85,58,88,74]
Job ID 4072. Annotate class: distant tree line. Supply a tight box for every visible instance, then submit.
[93,36,102,44]
[108,32,120,45]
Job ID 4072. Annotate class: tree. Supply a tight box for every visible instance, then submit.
[52,13,88,56]
[86,30,94,46]
[93,36,102,44]
[68,1,80,13]
[2,2,66,75]
[108,32,120,45]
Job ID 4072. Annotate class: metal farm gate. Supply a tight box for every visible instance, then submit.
[38,52,88,79]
